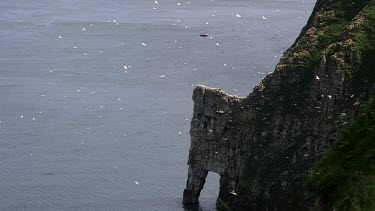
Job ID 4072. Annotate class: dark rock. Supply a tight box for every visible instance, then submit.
[183,0,374,210]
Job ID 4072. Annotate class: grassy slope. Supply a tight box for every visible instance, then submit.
[306,98,375,210]
[306,1,375,210]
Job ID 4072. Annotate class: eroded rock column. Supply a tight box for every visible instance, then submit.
[183,167,208,205]
[183,86,242,207]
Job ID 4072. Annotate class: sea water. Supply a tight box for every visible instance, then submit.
[0,0,315,210]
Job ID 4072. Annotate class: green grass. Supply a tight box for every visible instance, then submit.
[306,98,375,210]
[305,0,374,80]
[305,2,375,210]
[351,4,375,94]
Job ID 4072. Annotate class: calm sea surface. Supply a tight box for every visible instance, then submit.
[0,0,314,210]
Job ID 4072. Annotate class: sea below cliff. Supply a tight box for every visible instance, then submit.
[0,0,314,210]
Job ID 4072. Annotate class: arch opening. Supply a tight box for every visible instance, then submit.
[198,172,220,210]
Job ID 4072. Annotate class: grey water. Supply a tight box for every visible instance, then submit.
[0,0,315,210]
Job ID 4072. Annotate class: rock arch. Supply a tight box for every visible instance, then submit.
[182,86,242,208]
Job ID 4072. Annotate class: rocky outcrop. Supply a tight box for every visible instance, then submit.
[183,0,375,210]
[183,86,243,207]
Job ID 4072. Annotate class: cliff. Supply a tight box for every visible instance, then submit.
[183,0,375,210]
[306,97,375,210]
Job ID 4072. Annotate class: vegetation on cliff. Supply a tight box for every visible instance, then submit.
[245,0,375,208]
[296,0,375,89]
[306,2,375,209]
[307,98,375,210]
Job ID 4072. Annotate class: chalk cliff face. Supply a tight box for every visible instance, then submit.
[183,0,375,210]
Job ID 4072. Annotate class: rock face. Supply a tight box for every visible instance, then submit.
[183,0,374,210]
[183,86,242,207]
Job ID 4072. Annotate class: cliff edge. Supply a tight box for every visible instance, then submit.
[183,0,375,210]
